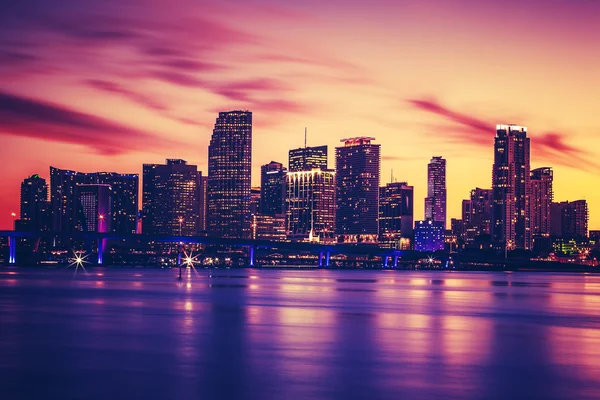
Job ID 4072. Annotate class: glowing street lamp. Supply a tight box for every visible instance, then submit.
[505,239,515,259]
[98,214,105,232]
[178,217,184,236]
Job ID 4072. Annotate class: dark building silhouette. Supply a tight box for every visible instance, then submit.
[50,167,138,234]
[530,167,553,236]
[289,145,328,172]
[260,161,286,216]
[462,188,493,244]
[336,137,380,243]
[492,125,531,250]
[424,156,447,229]
[18,174,50,232]
[550,200,588,239]
[207,110,252,239]
[76,184,111,233]
[142,159,201,236]
[379,182,414,248]
[286,170,336,242]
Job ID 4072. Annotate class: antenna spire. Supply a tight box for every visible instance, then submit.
[304,127,307,149]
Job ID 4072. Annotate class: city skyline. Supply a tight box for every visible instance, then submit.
[1,0,599,230]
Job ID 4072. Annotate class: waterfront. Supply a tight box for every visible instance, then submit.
[1,268,600,399]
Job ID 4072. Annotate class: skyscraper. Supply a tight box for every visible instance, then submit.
[18,174,49,232]
[207,110,252,239]
[492,125,531,250]
[76,184,112,233]
[550,200,588,239]
[379,182,414,248]
[530,167,553,237]
[414,220,444,252]
[286,170,336,242]
[50,167,138,234]
[289,145,328,172]
[424,156,446,229]
[142,159,201,236]
[335,137,380,243]
[260,161,286,216]
[462,188,493,243]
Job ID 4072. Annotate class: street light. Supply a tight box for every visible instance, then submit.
[505,239,514,259]
[98,214,105,232]
[178,217,184,236]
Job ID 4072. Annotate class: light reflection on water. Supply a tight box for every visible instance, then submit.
[1,268,600,400]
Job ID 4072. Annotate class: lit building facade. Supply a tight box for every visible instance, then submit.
[260,161,286,216]
[492,125,531,250]
[288,145,328,172]
[142,159,202,236]
[286,170,336,242]
[424,156,447,229]
[462,188,493,243]
[530,167,553,237]
[414,220,444,252]
[50,167,138,234]
[550,200,588,239]
[250,188,261,217]
[18,174,50,232]
[379,182,414,248]
[335,137,380,243]
[252,214,286,241]
[198,175,208,233]
[76,184,112,233]
[207,110,252,239]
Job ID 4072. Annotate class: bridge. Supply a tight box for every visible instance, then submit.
[0,230,421,267]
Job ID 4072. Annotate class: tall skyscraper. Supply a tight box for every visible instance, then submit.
[414,220,444,252]
[260,161,286,216]
[492,125,531,250]
[142,159,202,236]
[286,170,336,242]
[550,200,588,239]
[289,145,328,172]
[207,110,252,239]
[76,184,112,233]
[379,182,414,248]
[18,174,50,232]
[50,167,138,234]
[424,156,447,229]
[530,167,553,237]
[335,137,380,243]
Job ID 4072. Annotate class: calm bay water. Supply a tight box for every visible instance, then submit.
[1,267,600,399]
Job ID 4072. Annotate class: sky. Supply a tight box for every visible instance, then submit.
[0,0,599,230]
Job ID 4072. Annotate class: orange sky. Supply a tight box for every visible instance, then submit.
[1,0,599,230]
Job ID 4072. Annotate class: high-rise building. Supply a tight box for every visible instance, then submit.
[286,170,336,242]
[379,182,414,248]
[252,214,287,241]
[207,110,252,239]
[530,167,553,237]
[492,125,531,250]
[289,145,328,172]
[250,188,261,217]
[198,175,208,233]
[424,156,447,229]
[335,137,381,243]
[76,184,112,233]
[550,200,588,239]
[260,161,286,216]
[414,220,444,252]
[50,167,138,234]
[18,174,50,232]
[142,159,202,236]
[462,188,493,243]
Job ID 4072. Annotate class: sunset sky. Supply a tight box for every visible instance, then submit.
[1,0,599,230]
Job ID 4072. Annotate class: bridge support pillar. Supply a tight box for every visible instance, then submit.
[393,255,399,268]
[9,236,16,265]
[249,246,255,267]
[383,255,389,268]
[318,251,324,267]
[97,238,105,265]
[326,251,330,267]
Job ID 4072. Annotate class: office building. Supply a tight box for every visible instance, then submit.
[492,125,531,250]
[414,220,444,252]
[379,182,414,248]
[50,167,138,234]
[252,214,286,241]
[424,156,447,229]
[550,200,589,239]
[260,161,286,216]
[530,167,553,236]
[207,110,252,239]
[289,145,328,172]
[286,169,336,242]
[18,174,50,232]
[462,188,493,243]
[335,137,380,243]
[76,184,112,233]
[250,188,261,217]
[142,159,202,236]
[198,176,208,233]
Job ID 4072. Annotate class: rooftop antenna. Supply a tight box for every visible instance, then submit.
[303,127,308,170]
[391,169,394,184]
[304,127,307,149]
